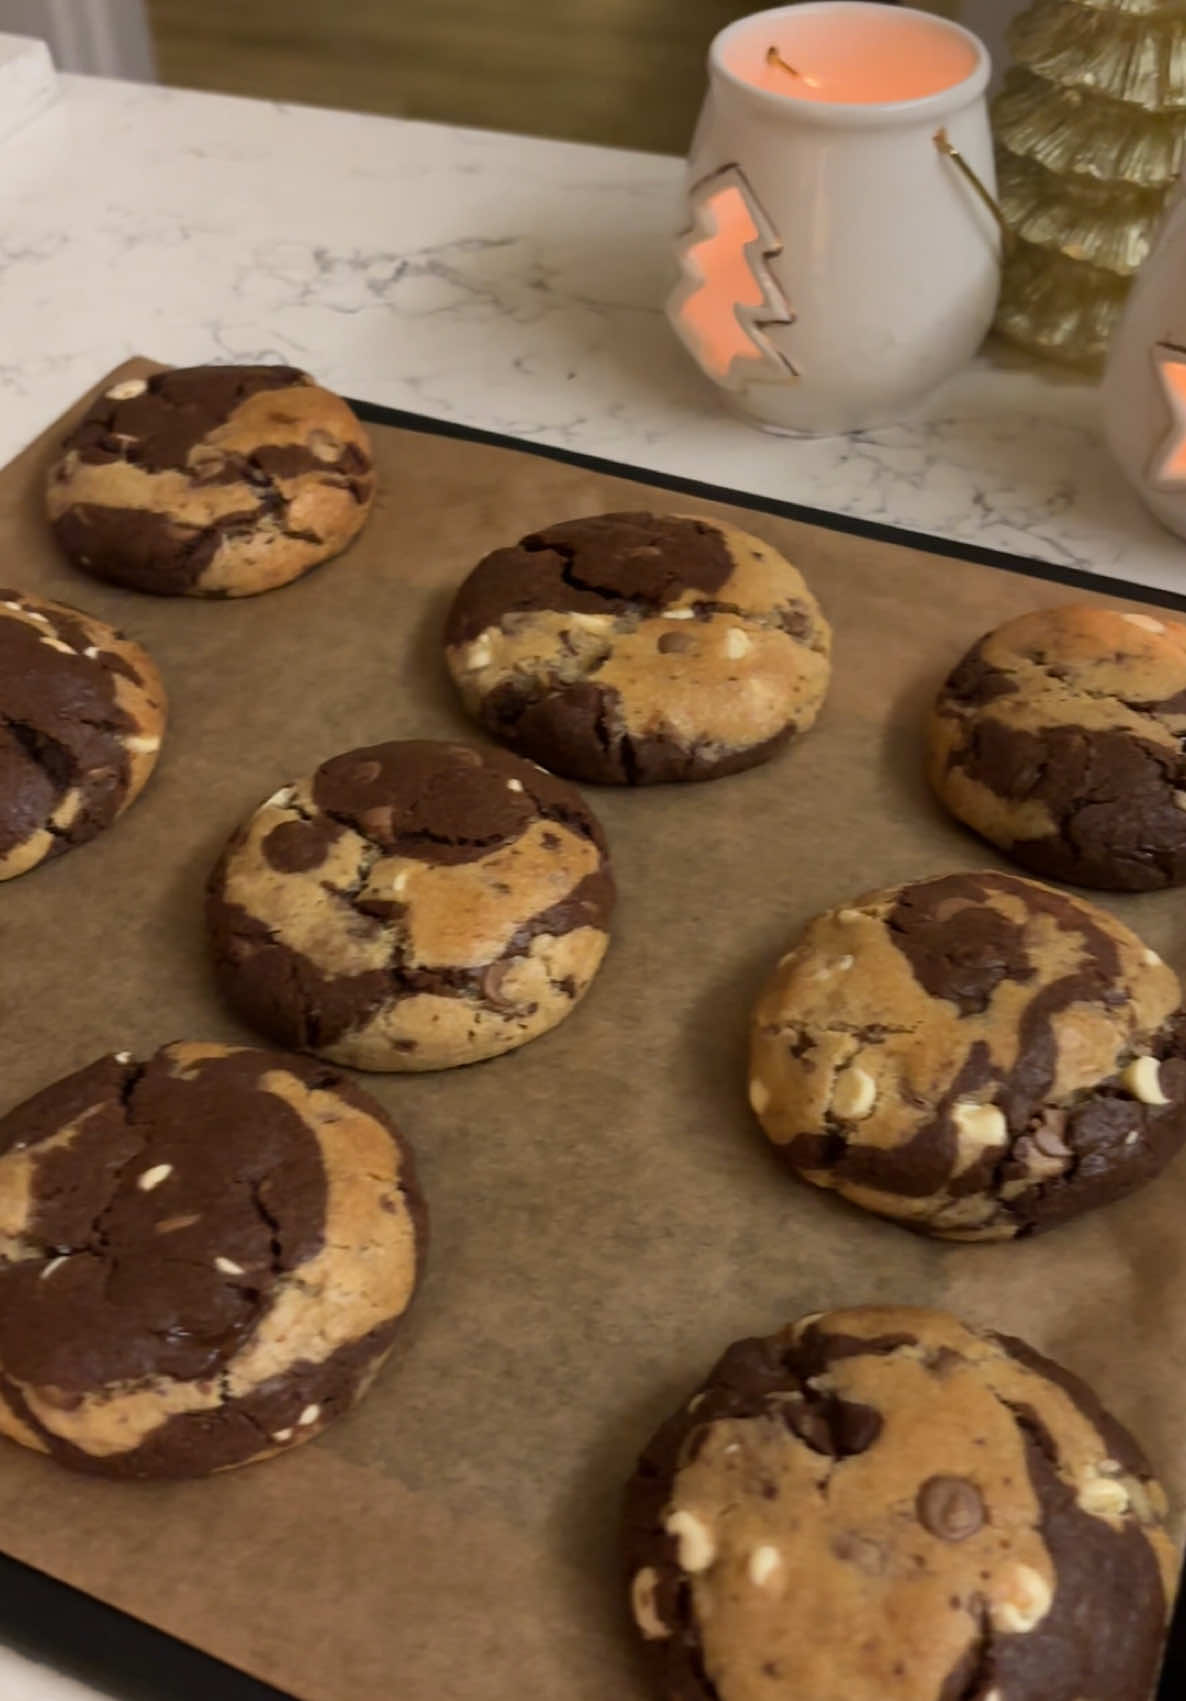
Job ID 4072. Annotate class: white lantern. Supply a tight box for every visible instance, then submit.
[667,2,1002,436]
[1103,188,1186,544]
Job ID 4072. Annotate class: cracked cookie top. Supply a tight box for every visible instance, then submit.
[623,1306,1175,1701]
[206,739,615,1071]
[0,587,166,880]
[929,604,1186,890]
[748,871,1186,1240]
[443,512,832,784]
[46,365,374,598]
[0,1042,425,1478]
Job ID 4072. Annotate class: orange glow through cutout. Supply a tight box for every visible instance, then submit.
[670,169,795,387]
[1152,343,1186,488]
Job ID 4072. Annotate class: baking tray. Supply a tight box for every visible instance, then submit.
[0,369,1182,1700]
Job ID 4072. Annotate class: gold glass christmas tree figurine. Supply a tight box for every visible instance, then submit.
[993,0,1186,373]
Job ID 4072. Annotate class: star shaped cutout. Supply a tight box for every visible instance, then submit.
[1150,342,1186,488]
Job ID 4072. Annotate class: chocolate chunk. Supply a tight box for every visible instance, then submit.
[916,1475,985,1541]
[887,872,1035,1016]
[64,366,309,473]
[444,513,734,647]
[262,816,343,873]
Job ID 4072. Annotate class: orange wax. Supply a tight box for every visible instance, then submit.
[728,7,979,106]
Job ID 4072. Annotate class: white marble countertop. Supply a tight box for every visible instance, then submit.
[0,40,1182,1701]
[1,48,1184,599]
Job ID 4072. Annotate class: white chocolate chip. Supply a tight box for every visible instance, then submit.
[665,1510,716,1573]
[214,1256,245,1276]
[687,1393,706,1413]
[792,1312,824,1339]
[749,1077,771,1116]
[952,1102,1008,1171]
[570,612,613,632]
[265,786,295,809]
[831,1065,876,1121]
[25,609,48,624]
[1099,1458,1122,1474]
[137,1164,173,1193]
[464,635,494,670]
[155,1212,200,1236]
[271,1428,294,1444]
[1126,1477,1155,1523]
[1,600,21,611]
[506,778,525,792]
[837,909,865,924]
[991,1564,1052,1634]
[661,607,696,621]
[1175,792,1186,813]
[83,645,101,660]
[106,377,148,401]
[1125,1130,1140,1146]
[40,1256,69,1280]
[836,955,854,972]
[724,628,751,660]
[114,1051,132,1064]
[125,735,160,754]
[1122,1056,1169,1106]
[391,871,409,896]
[41,636,74,654]
[308,429,343,462]
[298,1403,321,1427]
[1078,1475,1129,1518]
[747,1545,781,1587]
[1143,947,1163,966]
[630,1568,671,1640]
[1122,612,1165,634]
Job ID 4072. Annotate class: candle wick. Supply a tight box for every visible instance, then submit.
[765,45,819,88]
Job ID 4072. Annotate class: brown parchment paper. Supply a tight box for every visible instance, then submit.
[0,360,1183,1700]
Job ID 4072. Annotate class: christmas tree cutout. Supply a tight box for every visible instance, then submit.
[994,0,1186,370]
[1150,342,1186,489]
[668,165,798,389]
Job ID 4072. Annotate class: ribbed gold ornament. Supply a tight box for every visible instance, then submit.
[993,0,1186,370]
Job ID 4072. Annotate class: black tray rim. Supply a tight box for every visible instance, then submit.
[1,393,1181,1701]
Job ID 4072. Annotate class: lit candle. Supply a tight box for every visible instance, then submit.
[667,2,999,435]
[730,3,981,107]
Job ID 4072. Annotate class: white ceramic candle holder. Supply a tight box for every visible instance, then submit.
[668,2,1001,437]
[1103,188,1186,545]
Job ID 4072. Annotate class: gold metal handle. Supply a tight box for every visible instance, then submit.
[934,128,1012,251]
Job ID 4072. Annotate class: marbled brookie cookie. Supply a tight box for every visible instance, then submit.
[207,739,615,1070]
[0,588,165,880]
[444,512,832,784]
[929,604,1186,890]
[47,365,374,597]
[623,1306,1175,1701]
[0,1043,426,1478]
[748,871,1186,1239]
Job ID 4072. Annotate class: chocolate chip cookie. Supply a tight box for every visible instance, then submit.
[623,1306,1175,1701]
[0,588,165,880]
[207,739,615,1071]
[748,871,1186,1239]
[443,512,831,784]
[0,1043,426,1478]
[929,603,1186,890]
[47,365,374,598]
